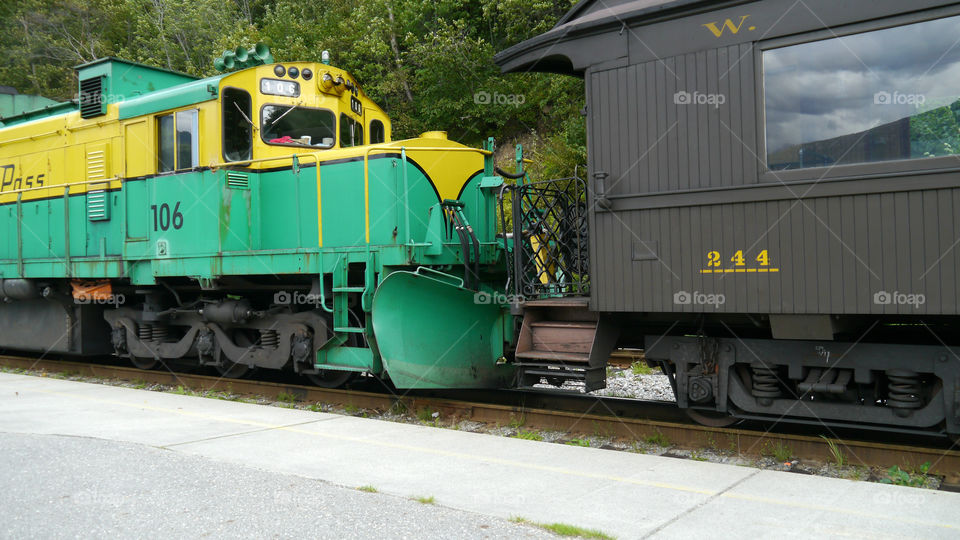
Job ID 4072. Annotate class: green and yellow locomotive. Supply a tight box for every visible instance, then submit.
[0,45,516,388]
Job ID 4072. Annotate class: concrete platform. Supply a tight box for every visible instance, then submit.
[1,372,958,539]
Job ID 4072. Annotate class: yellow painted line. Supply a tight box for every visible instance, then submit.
[700,268,781,274]
[10,382,959,531]
[316,167,323,247]
[364,156,370,243]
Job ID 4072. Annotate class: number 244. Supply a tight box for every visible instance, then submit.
[706,250,769,267]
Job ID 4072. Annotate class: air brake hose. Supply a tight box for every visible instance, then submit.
[495,167,526,180]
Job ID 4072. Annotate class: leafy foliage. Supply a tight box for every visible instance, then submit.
[0,0,585,177]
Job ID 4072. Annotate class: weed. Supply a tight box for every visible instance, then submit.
[689,450,707,462]
[845,466,866,481]
[819,435,846,468]
[307,403,324,412]
[645,430,669,447]
[357,485,378,493]
[132,379,147,390]
[763,441,792,462]
[508,415,525,430]
[172,385,194,396]
[510,517,615,540]
[881,462,931,487]
[276,392,298,404]
[412,495,435,504]
[515,429,543,441]
[416,408,435,422]
[567,438,591,447]
[630,362,656,376]
[344,404,360,415]
[391,401,408,416]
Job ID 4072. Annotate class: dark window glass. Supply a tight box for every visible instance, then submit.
[370,119,385,144]
[223,88,253,161]
[158,114,175,173]
[175,109,198,170]
[340,113,363,147]
[764,15,960,171]
[261,105,335,148]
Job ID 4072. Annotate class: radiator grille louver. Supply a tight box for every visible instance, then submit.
[226,172,249,189]
[79,76,106,119]
[87,189,109,221]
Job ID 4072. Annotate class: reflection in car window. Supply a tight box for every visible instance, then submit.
[764,15,960,170]
[261,105,335,148]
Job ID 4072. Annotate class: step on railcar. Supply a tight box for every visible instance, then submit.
[496,0,960,437]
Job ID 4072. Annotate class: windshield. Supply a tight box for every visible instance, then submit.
[261,105,335,148]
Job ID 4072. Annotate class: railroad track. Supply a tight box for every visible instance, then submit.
[2,354,959,487]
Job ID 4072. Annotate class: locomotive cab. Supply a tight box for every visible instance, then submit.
[217,61,391,164]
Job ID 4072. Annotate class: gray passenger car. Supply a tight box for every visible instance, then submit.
[497,0,960,436]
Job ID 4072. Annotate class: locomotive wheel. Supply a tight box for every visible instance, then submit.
[130,356,159,370]
[305,369,357,388]
[216,359,251,379]
[216,329,256,379]
[685,407,739,428]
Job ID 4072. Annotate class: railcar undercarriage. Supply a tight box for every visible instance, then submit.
[644,331,960,437]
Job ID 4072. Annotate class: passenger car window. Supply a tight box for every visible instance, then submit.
[764,15,960,170]
[261,105,335,148]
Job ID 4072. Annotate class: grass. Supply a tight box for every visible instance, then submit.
[515,429,543,441]
[644,430,669,447]
[820,435,846,468]
[630,361,657,376]
[356,485,378,493]
[171,385,195,396]
[761,441,792,462]
[411,495,435,504]
[510,517,615,540]
[508,415,525,430]
[567,438,591,447]
[276,391,298,404]
[689,450,708,462]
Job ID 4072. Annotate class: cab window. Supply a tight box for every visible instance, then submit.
[261,105,335,148]
[340,113,363,147]
[158,109,199,172]
[369,119,385,144]
[222,88,252,161]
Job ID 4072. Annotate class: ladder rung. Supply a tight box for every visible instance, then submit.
[333,287,365,293]
[334,327,366,333]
